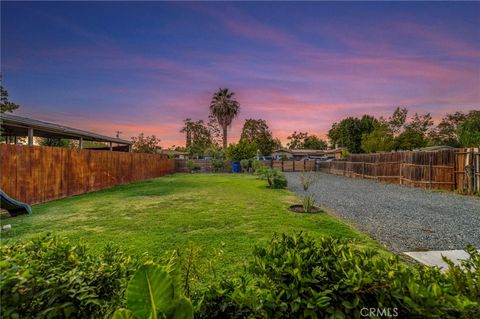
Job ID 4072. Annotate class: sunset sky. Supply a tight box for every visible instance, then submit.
[2,2,479,147]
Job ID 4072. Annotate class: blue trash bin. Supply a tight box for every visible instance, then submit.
[232,161,241,173]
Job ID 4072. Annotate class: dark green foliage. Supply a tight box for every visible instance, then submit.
[211,158,226,172]
[186,160,201,173]
[257,168,287,189]
[240,159,250,172]
[287,131,327,150]
[328,116,378,153]
[39,137,73,148]
[458,110,480,147]
[197,233,479,319]
[0,85,19,113]
[0,235,136,319]
[225,140,257,161]
[240,119,278,155]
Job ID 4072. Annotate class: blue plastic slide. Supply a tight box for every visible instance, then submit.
[0,190,32,217]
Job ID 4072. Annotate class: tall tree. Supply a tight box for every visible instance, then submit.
[131,133,161,154]
[361,124,395,153]
[457,110,480,147]
[207,114,223,147]
[429,111,466,147]
[0,85,19,113]
[287,131,327,150]
[328,115,377,153]
[386,107,408,135]
[180,118,194,148]
[240,119,277,155]
[209,88,240,149]
[186,120,213,157]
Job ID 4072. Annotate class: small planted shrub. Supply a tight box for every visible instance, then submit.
[186,160,200,173]
[197,233,480,319]
[299,170,319,212]
[0,236,136,319]
[302,195,316,213]
[113,263,193,319]
[257,168,287,189]
[210,158,225,172]
[239,159,250,173]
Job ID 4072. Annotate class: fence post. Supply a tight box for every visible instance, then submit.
[281,159,284,172]
[362,162,365,178]
[429,156,433,190]
[293,160,295,172]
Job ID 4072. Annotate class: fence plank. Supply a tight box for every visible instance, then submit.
[0,144,175,204]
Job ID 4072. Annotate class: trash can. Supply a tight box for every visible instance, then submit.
[232,161,241,173]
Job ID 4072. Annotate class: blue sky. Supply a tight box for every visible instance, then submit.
[2,1,479,146]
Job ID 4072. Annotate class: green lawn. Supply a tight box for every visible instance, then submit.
[1,173,385,275]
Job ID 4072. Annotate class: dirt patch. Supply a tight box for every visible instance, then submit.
[289,204,322,214]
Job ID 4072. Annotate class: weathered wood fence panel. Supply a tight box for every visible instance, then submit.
[175,159,231,173]
[319,148,479,193]
[0,144,175,205]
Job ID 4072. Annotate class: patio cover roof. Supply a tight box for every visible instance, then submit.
[0,113,132,145]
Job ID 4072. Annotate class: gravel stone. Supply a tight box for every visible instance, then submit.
[285,172,480,252]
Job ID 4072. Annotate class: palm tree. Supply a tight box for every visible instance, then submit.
[209,88,240,149]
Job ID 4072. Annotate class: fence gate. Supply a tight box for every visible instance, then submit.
[455,148,480,194]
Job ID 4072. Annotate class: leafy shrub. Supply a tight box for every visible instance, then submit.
[256,168,287,189]
[210,158,225,172]
[299,170,319,192]
[272,173,287,189]
[225,140,257,161]
[240,159,250,172]
[113,263,193,319]
[186,160,201,173]
[197,233,479,319]
[0,235,136,319]
[251,160,264,174]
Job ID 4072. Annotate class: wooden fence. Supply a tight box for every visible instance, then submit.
[318,148,479,193]
[175,159,232,173]
[0,144,175,205]
[264,159,316,172]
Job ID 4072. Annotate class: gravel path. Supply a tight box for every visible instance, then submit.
[285,172,480,252]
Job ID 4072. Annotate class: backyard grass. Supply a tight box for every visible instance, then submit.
[1,173,386,276]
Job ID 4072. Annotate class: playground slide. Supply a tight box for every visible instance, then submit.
[0,190,32,217]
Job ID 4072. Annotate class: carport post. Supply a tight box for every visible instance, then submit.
[109,142,113,151]
[27,127,34,146]
[79,137,83,149]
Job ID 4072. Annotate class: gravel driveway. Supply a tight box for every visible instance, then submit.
[285,172,480,252]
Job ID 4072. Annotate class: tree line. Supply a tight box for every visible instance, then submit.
[328,107,480,154]
[2,84,478,155]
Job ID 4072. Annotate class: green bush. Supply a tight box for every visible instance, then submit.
[239,159,250,173]
[256,168,287,189]
[113,263,193,319]
[272,173,287,189]
[0,235,137,319]
[210,158,226,172]
[197,233,479,319]
[186,160,201,173]
[225,141,257,161]
[251,160,264,174]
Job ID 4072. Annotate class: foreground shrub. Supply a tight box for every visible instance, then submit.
[113,263,193,319]
[196,233,479,318]
[0,236,136,319]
